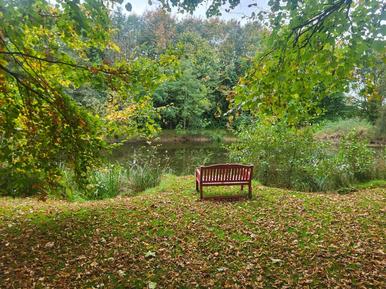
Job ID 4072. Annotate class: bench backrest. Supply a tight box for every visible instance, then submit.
[200,164,253,182]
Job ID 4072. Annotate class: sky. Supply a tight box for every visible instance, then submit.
[123,0,269,22]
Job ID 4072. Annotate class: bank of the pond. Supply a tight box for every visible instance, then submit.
[112,141,384,178]
[1,175,385,288]
[122,129,236,144]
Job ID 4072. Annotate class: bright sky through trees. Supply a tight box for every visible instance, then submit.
[126,0,269,22]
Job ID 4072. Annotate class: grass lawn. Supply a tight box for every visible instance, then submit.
[0,175,385,288]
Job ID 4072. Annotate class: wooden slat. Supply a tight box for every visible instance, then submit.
[198,164,253,185]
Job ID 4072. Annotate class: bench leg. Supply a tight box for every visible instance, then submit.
[200,185,203,200]
[196,180,199,192]
[248,183,252,199]
[241,185,244,191]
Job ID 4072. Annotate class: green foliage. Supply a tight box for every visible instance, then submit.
[2,0,384,198]
[229,123,324,190]
[374,106,386,142]
[374,148,386,180]
[84,164,128,200]
[154,59,210,129]
[229,123,380,192]
[59,164,128,201]
[0,0,109,195]
[0,0,172,196]
[111,11,265,129]
[355,51,385,123]
[0,89,105,197]
[231,0,384,126]
[332,133,376,183]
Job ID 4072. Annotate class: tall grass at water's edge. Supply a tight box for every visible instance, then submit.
[59,163,162,201]
[127,165,162,193]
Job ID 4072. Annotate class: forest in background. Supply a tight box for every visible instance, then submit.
[94,7,385,131]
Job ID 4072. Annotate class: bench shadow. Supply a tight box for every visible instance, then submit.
[200,194,250,202]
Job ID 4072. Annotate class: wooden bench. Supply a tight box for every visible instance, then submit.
[195,164,253,200]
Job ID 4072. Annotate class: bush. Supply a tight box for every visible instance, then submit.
[58,164,128,201]
[374,148,386,180]
[229,122,380,192]
[311,133,376,191]
[229,123,328,191]
[84,164,127,200]
[374,106,386,142]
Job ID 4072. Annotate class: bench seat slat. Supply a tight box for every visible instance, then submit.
[202,181,250,185]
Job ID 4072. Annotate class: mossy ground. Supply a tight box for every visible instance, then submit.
[0,175,385,288]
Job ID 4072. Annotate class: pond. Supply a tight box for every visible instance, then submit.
[112,141,231,176]
[112,140,384,177]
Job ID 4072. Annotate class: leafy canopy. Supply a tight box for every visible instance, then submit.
[231,0,385,125]
[0,0,172,195]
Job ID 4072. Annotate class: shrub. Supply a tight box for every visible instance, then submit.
[229,122,379,192]
[374,106,386,142]
[374,148,386,180]
[58,164,128,200]
[310,133,376,191]
[336,132,376,181]
[84,164,127,200]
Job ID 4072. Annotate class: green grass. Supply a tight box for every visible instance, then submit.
[353,179,386,189]
[0,175,385,288]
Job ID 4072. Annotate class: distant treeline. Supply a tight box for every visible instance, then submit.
[109,9,265,129]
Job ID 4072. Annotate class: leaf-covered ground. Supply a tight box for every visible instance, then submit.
[1,176,385,288]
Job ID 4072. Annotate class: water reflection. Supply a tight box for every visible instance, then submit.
[112,142,230,176]
[112,141,384,176]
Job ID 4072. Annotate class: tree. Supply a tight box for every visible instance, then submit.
[232,0,384,125]
[0,0,168,196]
[111,10,145,60]
[154,60,209,129]
[354,50,385,123]
[138,9,177,57]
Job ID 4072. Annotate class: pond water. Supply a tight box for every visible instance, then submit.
[112,141,384,177]
[112,141,231,176]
